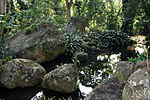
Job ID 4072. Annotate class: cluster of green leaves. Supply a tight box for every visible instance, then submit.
[64,32,103,57]
[53,15,67,28]
[128,52,150,63]
[9,0,67,36]
[25,24,38,35]
[122,0,150,35]
[0,14,14,71]
[73,0,121,31]
[64,33,84,56]
[98,30,132,50]
[13,0,53,29]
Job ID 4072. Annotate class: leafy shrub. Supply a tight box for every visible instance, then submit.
[25,24,38,35]
[128,52,150,63]
[53,15,67,28]
[64,33,84,56]
[25,27,32,35]
[64,32,103,56]
[98,30,132,50]
[0,13,14,71]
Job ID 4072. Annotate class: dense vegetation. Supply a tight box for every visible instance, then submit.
[0,0,149,72]
[0,0,150,99]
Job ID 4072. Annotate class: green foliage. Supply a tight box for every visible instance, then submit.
[16,1,50,28]
[6,0,150,37]
[122,0,150,35]
[53,15,67,28]
[64,33,84,56]
[0,14,14,71]
[25,27,32,35]
[8,0,68,36]
[128,52,150,63]
[25,24,38,35]
[64,32,103,57]
[99,30,132,49]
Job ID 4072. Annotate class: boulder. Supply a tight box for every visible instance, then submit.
[62,17,88,34]
[74,52,88,63]
[0,59,46,89]
[122,68,150,100]
[8,23,67,63]
[41,64,78,93]
[84,61,135,100]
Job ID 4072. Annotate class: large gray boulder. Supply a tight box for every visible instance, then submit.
[0,59,46,89]
[41,64,78,93]
[8,23,67,63]
[122,68,150,100]
[85,61,135,100]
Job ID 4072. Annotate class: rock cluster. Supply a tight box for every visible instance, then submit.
[85,60,150,100]
[0,23,78,93]
[84,61,135,100]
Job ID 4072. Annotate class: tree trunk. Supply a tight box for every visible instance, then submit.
[0,0,6,14]
[66,0,73,22]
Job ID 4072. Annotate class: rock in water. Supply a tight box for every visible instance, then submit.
[84,61,135,100]
[41,64,78,93]
[8,23,67,63]
[122,68,150,100]
[74,52,88,63]
[0,59,46,89]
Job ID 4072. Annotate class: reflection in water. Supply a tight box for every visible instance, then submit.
[31,89,80,100]
[78,81,92,96]
[0,87,41,100]
[31,91,43,100]
[79,53,121,91]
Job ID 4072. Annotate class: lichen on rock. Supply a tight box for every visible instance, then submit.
[122,68,150,100]
[0,58,46,89]
[41,64,78,93]
[8,23,67,63]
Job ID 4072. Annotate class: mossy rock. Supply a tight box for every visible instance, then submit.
[0,58,46,89]
[122,68,150,100]
[42,64,78,93]
[84,61,135,100]
[8,23,67,63]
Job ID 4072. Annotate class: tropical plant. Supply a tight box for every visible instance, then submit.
[0,12,14,70]
[64,33,84,56]
[98,30,132,50]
